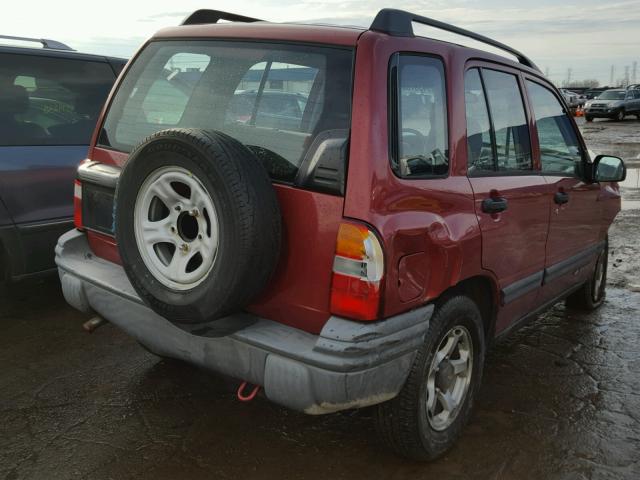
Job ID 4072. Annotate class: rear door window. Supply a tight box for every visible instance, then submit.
[0,53,116,146]
[481,69,532,172]
[100,41,354,186]
[464,68,494,173]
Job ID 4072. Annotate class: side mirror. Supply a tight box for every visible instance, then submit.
[593,155,626,183]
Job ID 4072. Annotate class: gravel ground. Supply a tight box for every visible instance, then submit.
[1,117,639,480]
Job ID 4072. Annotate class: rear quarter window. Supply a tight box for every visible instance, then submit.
[389,54,448,178]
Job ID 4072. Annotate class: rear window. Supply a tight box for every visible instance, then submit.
[99,41,354,187]
[0,53,116,146]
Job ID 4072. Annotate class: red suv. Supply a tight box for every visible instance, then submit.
[56,8,626,460]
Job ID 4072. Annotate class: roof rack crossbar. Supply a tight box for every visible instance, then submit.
[0,35,73,51]
[370,8,540,71]
[182,9,263,26]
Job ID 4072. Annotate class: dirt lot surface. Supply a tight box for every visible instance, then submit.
[1,118,639,480]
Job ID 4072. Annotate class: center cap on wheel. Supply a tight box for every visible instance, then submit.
[436,361,455,390]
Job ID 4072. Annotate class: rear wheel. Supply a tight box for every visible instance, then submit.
[375,295,485,461]
[566,239,608,311]
[614,109,625,121]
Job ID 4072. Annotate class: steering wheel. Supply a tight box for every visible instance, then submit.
[401,128,427,155]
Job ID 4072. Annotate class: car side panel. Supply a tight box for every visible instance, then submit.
[344,33,491,319]
[0,145,85,223]
[0,145,86,275]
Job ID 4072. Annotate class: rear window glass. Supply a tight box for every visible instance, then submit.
[0,53,116,146]
[99,41,354,184]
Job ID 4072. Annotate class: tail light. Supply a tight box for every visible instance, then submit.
[74,179,83,229]
[330,222,384,321]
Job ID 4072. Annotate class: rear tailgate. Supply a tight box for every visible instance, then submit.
[80,147,344,334]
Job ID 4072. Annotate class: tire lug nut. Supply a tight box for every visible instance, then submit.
[170,227,176,233]
[198,234,203,240]
[190,209,199,217]
[180,243,189,253]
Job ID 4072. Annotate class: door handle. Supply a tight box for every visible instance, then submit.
[554,191,569,205]
[481,197,508,214]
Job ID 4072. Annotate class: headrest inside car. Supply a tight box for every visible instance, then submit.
[0,84,29,115]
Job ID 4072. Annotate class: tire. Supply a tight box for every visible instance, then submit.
[115,129,281,324]
[375,295,485,461]
[566,239,608,311]
[585,115,593,122]
[613,109,625,121]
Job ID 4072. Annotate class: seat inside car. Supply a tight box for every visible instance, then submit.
[0,84,47,145]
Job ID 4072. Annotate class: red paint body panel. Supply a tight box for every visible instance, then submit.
[246,186,344,334]
[344,33,489,318]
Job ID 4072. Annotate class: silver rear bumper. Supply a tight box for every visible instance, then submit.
[56,229,433,414]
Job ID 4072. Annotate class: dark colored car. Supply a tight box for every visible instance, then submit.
[583,88,604,100]
[0,35,125,283]
[56,9,625,460]
[584,88,640,121]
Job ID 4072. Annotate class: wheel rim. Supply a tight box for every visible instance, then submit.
[617,111,624,121]
[591,251,606,302]
[426,325,474,431]
[133,166,219,291]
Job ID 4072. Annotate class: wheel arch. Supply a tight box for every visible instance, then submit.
[437,275,499,341]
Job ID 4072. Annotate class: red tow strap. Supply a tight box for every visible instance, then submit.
[237,381,261,402]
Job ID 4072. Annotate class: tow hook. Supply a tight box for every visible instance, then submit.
[82,316,106,333]
[237,381,261,402]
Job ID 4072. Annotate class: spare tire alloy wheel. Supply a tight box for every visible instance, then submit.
[134,166,218,291]
[115,129,281,325]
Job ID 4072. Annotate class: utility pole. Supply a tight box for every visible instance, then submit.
[566,67,572,86]
[545,66,550,78]
[633,61,638,84]
[624,66,630,87]
[610,65,615,86]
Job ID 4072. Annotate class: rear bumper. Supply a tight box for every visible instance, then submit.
[56,230,433,414]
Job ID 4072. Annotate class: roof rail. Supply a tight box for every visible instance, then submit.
[0,34,73,51]
[370,8,540,72]
[182,9,263,26]
[626,84,640,91]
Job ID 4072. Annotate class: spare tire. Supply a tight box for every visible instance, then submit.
[115,129,281,324]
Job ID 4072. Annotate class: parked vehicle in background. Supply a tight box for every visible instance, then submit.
[583,88,604,100]
[584,88,640,121]
[0,35,125,284]
[56,8,625,461]
[560,88,582,109]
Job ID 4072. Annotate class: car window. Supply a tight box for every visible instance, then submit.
[227,61,318,131]
[464,68,494,173]
[100,41,353,185]
[481,69,532,172]
[0,53,115,146]
[134,53,210,126]
[526,81,582,175]
[392,54,448,178]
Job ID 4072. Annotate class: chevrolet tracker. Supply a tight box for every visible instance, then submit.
[56,8,626,460]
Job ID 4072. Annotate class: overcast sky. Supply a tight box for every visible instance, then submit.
[3,0,639,86]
